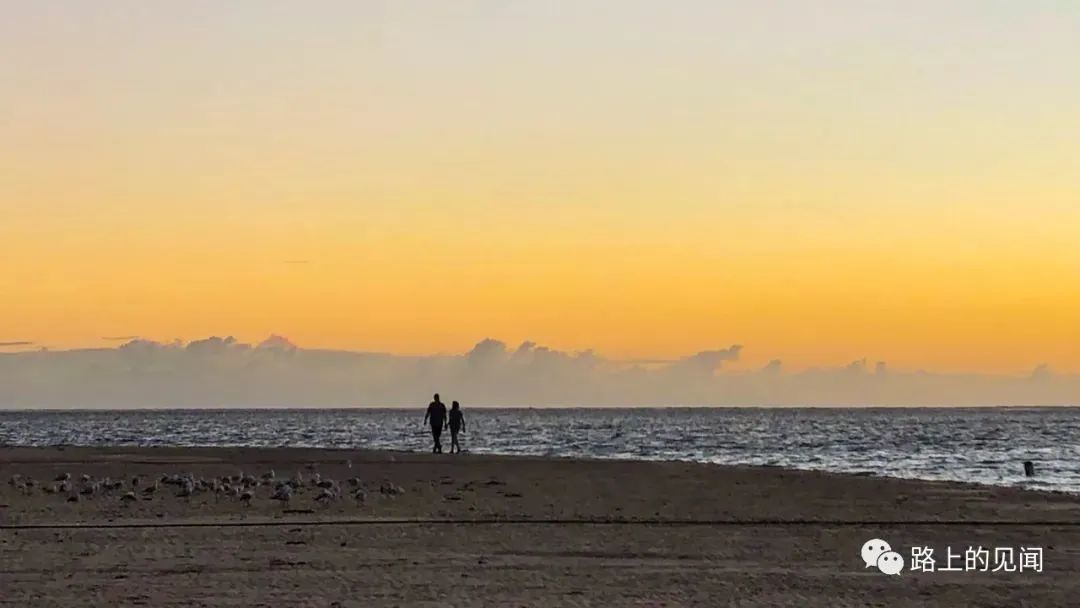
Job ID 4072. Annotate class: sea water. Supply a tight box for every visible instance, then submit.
[1,407,1077,492]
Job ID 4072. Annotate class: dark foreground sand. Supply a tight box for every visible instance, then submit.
[1,446,1078,607]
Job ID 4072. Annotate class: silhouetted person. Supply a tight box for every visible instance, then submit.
[447,401,465,454]
[424,393,447,453]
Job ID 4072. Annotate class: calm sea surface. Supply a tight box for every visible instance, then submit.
[1,407,1077,492]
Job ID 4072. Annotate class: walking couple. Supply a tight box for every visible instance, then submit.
[423,394,466,454]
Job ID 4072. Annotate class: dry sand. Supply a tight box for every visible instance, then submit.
[1,446,1078,607]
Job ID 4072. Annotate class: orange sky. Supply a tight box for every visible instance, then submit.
[2,1,1079,373]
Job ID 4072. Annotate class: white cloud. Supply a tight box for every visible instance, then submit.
[0,336,1077,408]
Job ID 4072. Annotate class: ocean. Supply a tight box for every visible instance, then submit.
[1,407,1077,492]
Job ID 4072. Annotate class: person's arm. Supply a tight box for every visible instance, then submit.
[423,407,429,425]
[462,415,466,433]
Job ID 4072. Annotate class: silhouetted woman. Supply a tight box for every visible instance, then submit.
[448,401,465,454]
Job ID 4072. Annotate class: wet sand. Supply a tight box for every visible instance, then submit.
[1,446,1078,606]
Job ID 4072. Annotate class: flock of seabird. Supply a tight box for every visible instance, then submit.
[6,468,407,506]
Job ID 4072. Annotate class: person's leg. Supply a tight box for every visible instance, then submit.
[432,425,443,453]
[450,429,459,453]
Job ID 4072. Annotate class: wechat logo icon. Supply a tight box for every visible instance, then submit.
[862,538,904,576]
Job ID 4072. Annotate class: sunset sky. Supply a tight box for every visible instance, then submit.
[2,1,1078,374]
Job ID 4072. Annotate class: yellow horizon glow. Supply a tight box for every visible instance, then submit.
[2,2,1079,374]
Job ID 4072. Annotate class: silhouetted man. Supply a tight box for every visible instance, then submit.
[424,393,447,453]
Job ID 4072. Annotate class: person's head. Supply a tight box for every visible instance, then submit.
[433,393,440,402]
[451,401,459,409]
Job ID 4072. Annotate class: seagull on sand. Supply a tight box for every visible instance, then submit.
[177,481,194,498]
[271,484,292,502]
[379,482,405,496]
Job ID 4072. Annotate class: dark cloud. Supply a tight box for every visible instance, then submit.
[102,336,139,341]
[0,341,33,347]
[845,359,868,373]
[762,359,783,374]
[667,346,743,375]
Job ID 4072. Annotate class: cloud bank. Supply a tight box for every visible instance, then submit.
[0,336,1076,408]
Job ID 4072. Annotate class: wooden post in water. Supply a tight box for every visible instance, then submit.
[1023,461,1035,477]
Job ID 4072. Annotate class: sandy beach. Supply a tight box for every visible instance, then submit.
[1,446,1078,607]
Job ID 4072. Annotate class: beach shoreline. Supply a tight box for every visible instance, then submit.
[5,407,1075,494]
[2,446,1078,606]
[0,442,1067,500]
